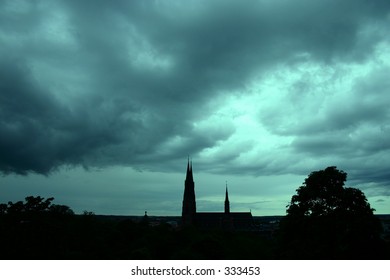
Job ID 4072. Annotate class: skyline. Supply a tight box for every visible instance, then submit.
[1,161,387,216]
[1,0,390,215]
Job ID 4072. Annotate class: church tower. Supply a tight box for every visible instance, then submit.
[182,158,196,225]
[224,183,230,214]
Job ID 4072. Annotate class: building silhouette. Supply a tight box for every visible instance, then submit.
[182,159,254,231]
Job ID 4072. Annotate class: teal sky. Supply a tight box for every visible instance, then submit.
[1,0,390,216]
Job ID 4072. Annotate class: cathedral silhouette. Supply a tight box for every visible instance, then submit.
[182,159,254,230]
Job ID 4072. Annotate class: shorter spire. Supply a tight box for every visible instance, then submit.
[225,181,229,200]
[224,181,230,214]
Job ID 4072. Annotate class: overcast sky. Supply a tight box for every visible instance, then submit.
[1,0,390,216]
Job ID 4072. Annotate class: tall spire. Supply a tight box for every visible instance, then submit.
[185,156,194,181]
[182,157,196,225]
[224,181,230,214]
[186,156,191,178]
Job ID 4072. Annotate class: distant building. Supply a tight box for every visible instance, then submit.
[182,159,254,231]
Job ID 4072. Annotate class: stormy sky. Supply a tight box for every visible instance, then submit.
[1,0,390,216]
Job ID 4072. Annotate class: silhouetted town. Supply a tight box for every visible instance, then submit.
[0,163,389,259]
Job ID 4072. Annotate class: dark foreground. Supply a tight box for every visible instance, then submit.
[1,212,389,259]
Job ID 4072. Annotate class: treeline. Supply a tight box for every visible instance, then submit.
[1,196,389,259]
[0,196,276,259]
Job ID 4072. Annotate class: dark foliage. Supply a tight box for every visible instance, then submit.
[278,167,386,259]
[1,193,388,259]
[0,196,276,259]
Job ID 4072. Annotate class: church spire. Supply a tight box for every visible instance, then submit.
[186,156,190,176]
[186,156,193,182]
[182,157,196,225]
[224,181,230,214]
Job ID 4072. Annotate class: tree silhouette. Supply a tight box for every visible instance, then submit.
[1,196,74,218]
[279,166,384,259]
[286,167,374,217]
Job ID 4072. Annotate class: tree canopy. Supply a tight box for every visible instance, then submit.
[286,166,374,218]
[279,166,384,259]
[0,196,74,217]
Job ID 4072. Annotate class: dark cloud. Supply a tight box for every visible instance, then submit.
[1,0,390,181]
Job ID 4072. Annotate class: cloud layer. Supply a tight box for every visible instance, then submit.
[1,0,390,193]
